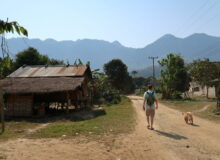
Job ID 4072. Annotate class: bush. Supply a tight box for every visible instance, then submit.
[103,91,121,105]
[93,87,121,105]
[154,87,162,93]
[172,91,182,99]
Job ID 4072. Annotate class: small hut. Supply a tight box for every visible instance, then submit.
[0,65,92,117]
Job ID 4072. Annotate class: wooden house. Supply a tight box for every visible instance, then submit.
[0,65,92,117]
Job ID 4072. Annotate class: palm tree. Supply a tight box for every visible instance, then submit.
[131,70,138,77]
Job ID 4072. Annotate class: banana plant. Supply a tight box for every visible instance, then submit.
[0,19,28,133]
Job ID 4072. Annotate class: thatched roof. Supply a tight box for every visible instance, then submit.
[0,77,84,94]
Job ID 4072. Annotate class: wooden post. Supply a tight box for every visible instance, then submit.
[66,92,70,114]
[0,91,5,133]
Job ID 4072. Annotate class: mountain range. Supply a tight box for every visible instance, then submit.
[1,33,220,76]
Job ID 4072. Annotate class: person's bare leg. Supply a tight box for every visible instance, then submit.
[150,115,154,129]
[146,110,150,128]
[147,116,150,127]
[150,109,155,130]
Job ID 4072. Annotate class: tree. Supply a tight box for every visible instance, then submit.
[131,70,138,77]
[49,58,64,65]
[73,59,90,66]
[123,75,136,93]
[14,47,66,69]
[0,57,13,133]
[0,19,28,133]
[133,76,153,88]
[158,53,191,99]
[14,47,50,69]
[91,70,121,104]
[104,59,135,93]
[189,59,218,98]
[0,19,28,76]
[0,57,14,79]
[0,20,28,35]
[0,19,28,57]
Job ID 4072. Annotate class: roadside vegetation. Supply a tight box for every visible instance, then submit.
[189,58,220,98]
[92,59,135,105]
[0,47,64,79]
[158,53,191,99]
[0,121,38,141]
[0,96,135,140]
[160,95,220,122]
[31,96,135,138]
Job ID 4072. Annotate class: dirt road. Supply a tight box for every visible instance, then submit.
[0,96,220,160]
[129,96,220,160]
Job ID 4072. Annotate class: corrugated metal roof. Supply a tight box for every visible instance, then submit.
[8,65,88,78]
[0,77,85,94]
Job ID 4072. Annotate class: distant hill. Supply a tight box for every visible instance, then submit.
[138,33,220,63]
[1,33,220,74]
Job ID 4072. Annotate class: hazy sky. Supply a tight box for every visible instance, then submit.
[1,0,220,47]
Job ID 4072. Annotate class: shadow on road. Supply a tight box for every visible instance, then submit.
[154,130,188,140]
[191,123,200,127]
[5,107,106,124]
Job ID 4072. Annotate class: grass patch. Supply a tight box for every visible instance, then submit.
[196,104,220,122]
[160,95,220,122]
[31,96,135,138]
[0,121,38,142]
[160,100,215,112]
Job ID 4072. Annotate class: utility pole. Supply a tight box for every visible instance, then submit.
[148,56,158,86]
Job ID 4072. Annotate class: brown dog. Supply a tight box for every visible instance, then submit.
[182,112,193,125]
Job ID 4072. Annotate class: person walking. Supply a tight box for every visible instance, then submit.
[143,85,158,130]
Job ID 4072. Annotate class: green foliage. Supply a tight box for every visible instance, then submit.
[1,19,28,58]
[217,84,220,111]
[72,59,91,66]
[189,59,218,87]
[0,48,64,79]
[92,71,121,104]
[133,76,153,88]
[104,59,135,94]
[14,47,64,69]
[123,75,135,94]
[0,121,39,141]
[49,58,64,65]
[86,61,90,66]
[131,70,138,77]
[133,76,159,96]
[158,53,191,99]
[31,97,135,138]
[0,20,28,36]
[14,47,49,69]
[189,59,218,98]
[172,91,182,99]
[74,59,83,66]
[0,57,14,79]
[216,63,220,79]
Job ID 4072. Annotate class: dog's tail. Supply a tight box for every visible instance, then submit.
[187,112,192,115]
